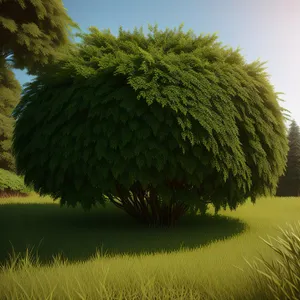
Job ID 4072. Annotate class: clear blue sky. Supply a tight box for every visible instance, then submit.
[14,0,300,127]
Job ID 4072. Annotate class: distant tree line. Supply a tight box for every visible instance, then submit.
[276,120,300,197]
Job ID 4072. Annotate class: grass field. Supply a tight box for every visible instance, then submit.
[0,193,299,299]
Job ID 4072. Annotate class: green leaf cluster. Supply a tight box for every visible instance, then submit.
[12,24,288,213]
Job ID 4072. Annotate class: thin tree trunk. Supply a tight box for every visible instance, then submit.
[108,182,189,227]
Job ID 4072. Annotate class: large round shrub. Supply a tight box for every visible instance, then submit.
[12,25,288,226]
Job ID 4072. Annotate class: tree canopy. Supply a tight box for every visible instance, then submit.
[0,0,79,74]
[12,24,289,226]
[276,120,300,196]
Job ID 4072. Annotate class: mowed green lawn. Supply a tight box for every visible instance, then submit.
[0,193,299,300]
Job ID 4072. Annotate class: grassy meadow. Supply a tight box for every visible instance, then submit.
[0,193,299,299]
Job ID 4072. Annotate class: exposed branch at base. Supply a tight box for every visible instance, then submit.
[106,193,124,209]
[107,181,207,226]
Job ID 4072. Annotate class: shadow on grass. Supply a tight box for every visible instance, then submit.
[0,202,248,265]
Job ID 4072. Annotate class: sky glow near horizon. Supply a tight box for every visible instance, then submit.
[13,0,300,127]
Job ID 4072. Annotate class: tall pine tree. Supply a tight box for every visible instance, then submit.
[0,0,79,173]
[0,61,21,172]
[277,120,300,196]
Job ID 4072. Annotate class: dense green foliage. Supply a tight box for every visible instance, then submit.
[0,61,21,172]
[0,168,32,196]
[12,25,288,225]
[0,0,79,74]
[277,120,300,196]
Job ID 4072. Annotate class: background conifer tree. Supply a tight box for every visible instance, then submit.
[0,60,21,172]
[0,0,79,173]
[276,120,300,196]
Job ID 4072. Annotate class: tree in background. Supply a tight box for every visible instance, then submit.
[12,25,288,226]
[0,0,79,75]
[0,0,79,175]
[276,120,300,196]
[0,60,21,172]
